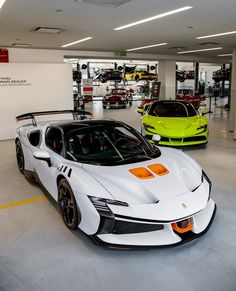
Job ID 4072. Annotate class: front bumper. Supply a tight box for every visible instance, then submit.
[92,199,216,250]
[144,131,208,146]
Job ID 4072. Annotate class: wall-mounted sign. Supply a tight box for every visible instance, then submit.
[0,49,9,63]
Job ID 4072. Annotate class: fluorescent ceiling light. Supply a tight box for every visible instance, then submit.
[62,37,93,48]
[178,47,223,54]
[0,0,6,9]
[218,53,233,57]
[114,6,192,30]
[197,31,236,39]
[126,43,167,52]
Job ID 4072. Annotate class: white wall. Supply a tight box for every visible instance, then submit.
[0,63,73,140]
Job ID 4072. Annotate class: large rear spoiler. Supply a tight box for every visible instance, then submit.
[16,110,92,126]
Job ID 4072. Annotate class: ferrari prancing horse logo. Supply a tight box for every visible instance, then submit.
[182,203,187,209]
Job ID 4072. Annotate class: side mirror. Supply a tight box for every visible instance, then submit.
[201,109,209,116]
[33,151,51,167]
[152,134,161,144]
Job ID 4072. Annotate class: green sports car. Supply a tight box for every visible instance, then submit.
[141,100,208,146]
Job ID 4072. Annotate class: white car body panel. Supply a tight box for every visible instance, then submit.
[15,115,216,249]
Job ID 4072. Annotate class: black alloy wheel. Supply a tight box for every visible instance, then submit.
[16,140,24,174]
[58,179,78,230]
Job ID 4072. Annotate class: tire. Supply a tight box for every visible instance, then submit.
[135,75,140,82]
[103,104,107,109]
[58,178,79,230]
[16,140,24,174]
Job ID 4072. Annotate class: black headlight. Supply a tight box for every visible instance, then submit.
[197,124,207,132]
[202,171,212,200]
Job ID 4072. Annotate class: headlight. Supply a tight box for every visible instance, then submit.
[197,124,207,132]
[202,171,212,200]
[89,196,129,208]
[143,123,155,130]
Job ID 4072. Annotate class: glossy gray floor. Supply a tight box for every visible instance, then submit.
[0,100,236,291]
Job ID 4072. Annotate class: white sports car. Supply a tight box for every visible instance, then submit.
[16,110,216,249]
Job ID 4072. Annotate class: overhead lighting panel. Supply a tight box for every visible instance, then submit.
[178,47,223,54]
[61,37,93,48]
[196,31,236,39]
[0,0,6,9]
[12,43,32,48]
[127,43,167,52]
[75,0,131,7]
[218,54,233,57]
[114,6,192,30]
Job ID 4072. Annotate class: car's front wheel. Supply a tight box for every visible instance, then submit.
[16,140,24,174]
[58,179,78,230]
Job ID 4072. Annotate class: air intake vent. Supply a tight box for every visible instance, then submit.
[75,0,131,7]
[33,27,64,34]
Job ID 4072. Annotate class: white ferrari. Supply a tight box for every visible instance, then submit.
[16,110,216,249]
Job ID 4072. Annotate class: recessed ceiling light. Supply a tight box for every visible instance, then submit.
[178,47,223,54]
[126,43,167,52]
[0,0,6,9]
[218,53,233,57]
[114,6,192,30]
[33,27,64,34]
[196,31,236,39]
[61,37,93,48]
[75,0,131,7]
[12,43,32,48]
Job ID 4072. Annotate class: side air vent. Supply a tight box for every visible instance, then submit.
[74,0,131,7]
[68,169,72,178]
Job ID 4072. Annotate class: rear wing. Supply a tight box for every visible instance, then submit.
[16,110,92,126]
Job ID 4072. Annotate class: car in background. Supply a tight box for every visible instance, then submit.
[103,88,133,109]
[93,69,122,83]
[15,110,216,249]
[141,100,209,146]
[212,68,230,83]
[176,93,205,110]
[125,70,158,82]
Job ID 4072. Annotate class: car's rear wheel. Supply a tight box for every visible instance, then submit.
[135,75,140,82]
[58,179,78,230]
[16,140,24,174]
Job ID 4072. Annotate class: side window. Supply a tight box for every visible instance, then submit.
[28,130,41,147]
[45,127,63,155]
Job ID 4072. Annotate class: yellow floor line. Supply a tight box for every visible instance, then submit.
[0,195,46,210]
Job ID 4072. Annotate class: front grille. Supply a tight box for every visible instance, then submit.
[112,220,164,234]
[184,136,206,142]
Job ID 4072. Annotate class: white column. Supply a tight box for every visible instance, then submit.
[158,60,176,100]
[230,49,236,138]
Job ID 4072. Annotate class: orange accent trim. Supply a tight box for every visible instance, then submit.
[148,164,169,176]
[129,167,154,179]
[171,218,192,233]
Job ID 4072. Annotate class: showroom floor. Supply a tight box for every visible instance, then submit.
[0,99,236,291]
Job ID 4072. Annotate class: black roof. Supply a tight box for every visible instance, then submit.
[51,119,124,136]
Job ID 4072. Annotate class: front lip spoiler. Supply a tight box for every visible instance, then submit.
[90,204,217,251]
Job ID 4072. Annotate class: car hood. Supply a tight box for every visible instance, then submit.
[83,148,202,205]
[143,116,201,131]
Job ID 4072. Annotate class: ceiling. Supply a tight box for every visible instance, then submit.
[0,0,236,59]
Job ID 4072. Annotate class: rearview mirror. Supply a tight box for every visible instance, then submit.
[201,109,209,116]
[152,134,161,144]
[33,151,51,167]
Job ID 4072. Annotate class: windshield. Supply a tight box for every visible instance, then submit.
[66,123,160,165]
[149,101,197,117]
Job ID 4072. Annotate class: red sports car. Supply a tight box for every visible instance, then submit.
[103,88,133,109]
[176,94,205,109]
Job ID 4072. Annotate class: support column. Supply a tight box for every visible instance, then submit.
[194,62,199,92]
[230,50,236,138]
[158,60,176,100]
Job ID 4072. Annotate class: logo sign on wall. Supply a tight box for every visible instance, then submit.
[0,76,32,87]
[82,79,93,96]
[0,49,9,63]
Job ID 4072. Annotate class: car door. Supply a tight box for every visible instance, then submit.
[33,126,65,200]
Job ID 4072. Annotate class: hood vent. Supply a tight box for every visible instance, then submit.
[33,27,64,34]
[75,0,131,7]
